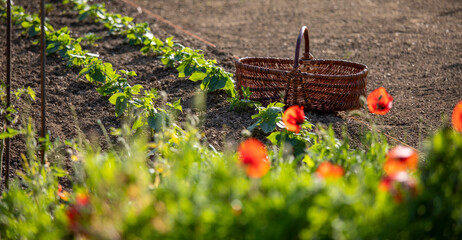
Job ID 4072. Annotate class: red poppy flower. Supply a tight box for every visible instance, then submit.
[378,175,393,192]
[452,100,462,132]
[66,193,91,234]
[315,162,344,179]
[75,193,90,206]
[238,138,270,178]
[367,87,393,115]
[66,206,80,230]
[379,171,417,203]
[283,105,305,133]
[384,145,418,176]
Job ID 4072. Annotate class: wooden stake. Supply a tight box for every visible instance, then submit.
[40,0,47,164]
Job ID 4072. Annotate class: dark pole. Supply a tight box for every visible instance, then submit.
[4,0,12,188]
[40,0,46,164]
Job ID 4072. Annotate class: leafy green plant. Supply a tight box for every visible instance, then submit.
[108,83,143,117]
[0,119,68,239]
[65,0,237,97]
[43,26,99,67]
[82,32,102,46]
[0,85,36,180]
[267,120,315,159]
[122,22,153,46]
[20,14,47,37]
[247,102,285,133]
[72,1,133,34]
[76,2,106,22]
[227,87,261,110]
[78,60,133,96]
[140,36,165,55]
[100,13,133,34]
[0,86,35,127]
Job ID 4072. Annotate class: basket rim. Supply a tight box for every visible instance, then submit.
[235,57,368,79]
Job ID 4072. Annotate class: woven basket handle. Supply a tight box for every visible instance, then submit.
[293,26,313,69]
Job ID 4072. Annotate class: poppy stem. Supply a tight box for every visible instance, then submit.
[278,131,287,165]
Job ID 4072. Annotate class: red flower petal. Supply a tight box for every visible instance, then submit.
[367,87,393,115]
[283,105,305,133]
[238,138,270,178]
[76,193,90,206]
[452,100,462,132]
[66,206,80,228]
[379,171,418,203]
[316,162,344,179]
[379,176,392,192]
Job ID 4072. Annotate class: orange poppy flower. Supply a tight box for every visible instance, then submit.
[57,184,69,201]
[238,138,270,178]
[452,100,462,132]
[384,145,418,176]
[315,162,344,179]
[367,87,393,115]
[282,105,305,133]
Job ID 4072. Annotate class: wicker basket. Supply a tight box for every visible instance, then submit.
[235,26,368,111]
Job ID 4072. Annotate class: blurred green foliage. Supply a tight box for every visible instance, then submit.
[0,118,461,239]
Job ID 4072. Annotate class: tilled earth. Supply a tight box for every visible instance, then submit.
[1,0,461,184]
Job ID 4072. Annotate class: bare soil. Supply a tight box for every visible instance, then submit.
[1,0,461,184]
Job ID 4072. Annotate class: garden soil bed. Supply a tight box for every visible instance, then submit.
[1,0,461,185]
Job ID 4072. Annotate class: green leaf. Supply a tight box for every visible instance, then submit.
[108,93,125,105]
[148,113,166,132]
[224,77,236,98]
[166,37,174,47]
[27,87,36,101]
[87,69,106,84]
[247,121,260,132]
[167,98,183,112]
[115,96,128,117]
[21,21,33,28]
[103,62,116,78]
[0,128,20,139]
[207,75,227,92]
[131,115,145,130]
[97,80,119,96]
[46,42,61,54]
[189,71,208,82]
[266,106,284,115]
[267,131,281,145]
[131,85,143,95]
[200,75,210,90]
[261,115,277,133]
